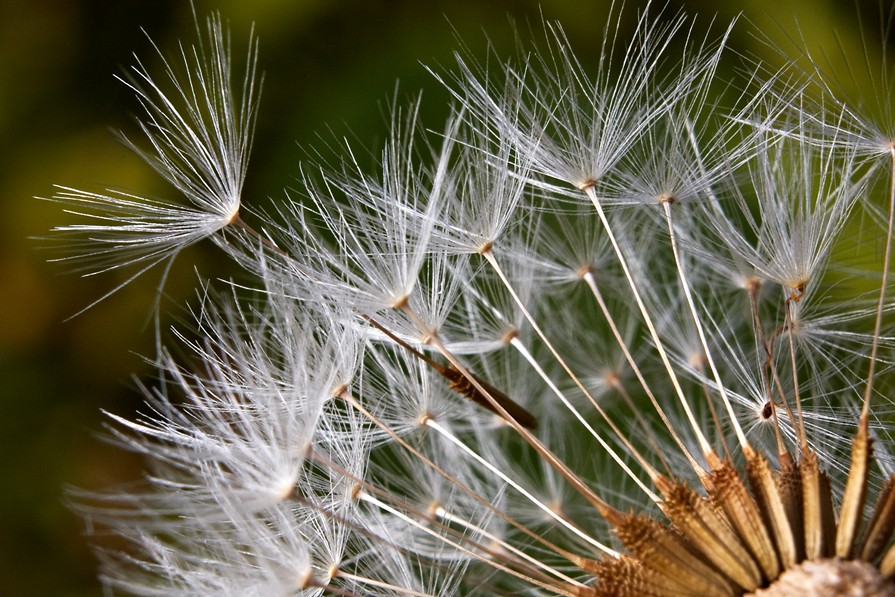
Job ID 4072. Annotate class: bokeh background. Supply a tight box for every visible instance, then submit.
[0,0,889,594]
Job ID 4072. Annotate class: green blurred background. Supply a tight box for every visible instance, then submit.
[0,0,887,594]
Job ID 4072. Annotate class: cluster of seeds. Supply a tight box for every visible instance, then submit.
[50,5,895,595]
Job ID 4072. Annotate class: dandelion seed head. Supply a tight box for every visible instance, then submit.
[54,4,895,596]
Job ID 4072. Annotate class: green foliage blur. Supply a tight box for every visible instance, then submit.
[0,0,883,594]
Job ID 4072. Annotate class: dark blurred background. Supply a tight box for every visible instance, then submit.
[0,0,886,594]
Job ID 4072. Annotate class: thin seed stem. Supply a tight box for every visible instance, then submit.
[482,248,661,497]
[305,577,366,597]
[583,270,699,476]
[510,337,660,501]
[310,448,569,594]
[833,146,894,560]
[424,419,618,558]
[584,186,712,468]
[399,304,618,518]
[747,281,792,460]
[356,491,572,596]
[230,213,285,256]
[334,572,437,597]
[861,146,895,413]
[785,298,807,449]
[435,507,590,589]
[337,387,581,566]
[662,200,748,449]
[694,358,731,461]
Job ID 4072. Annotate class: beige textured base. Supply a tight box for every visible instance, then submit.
[749,559,895,596]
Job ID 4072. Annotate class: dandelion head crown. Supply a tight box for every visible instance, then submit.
[49,3,895,595]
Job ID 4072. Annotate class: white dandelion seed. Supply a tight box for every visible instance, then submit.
[43,11,260,310]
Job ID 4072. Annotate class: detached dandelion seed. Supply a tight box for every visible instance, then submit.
[49,4,895,596]
[42,12,260,310]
